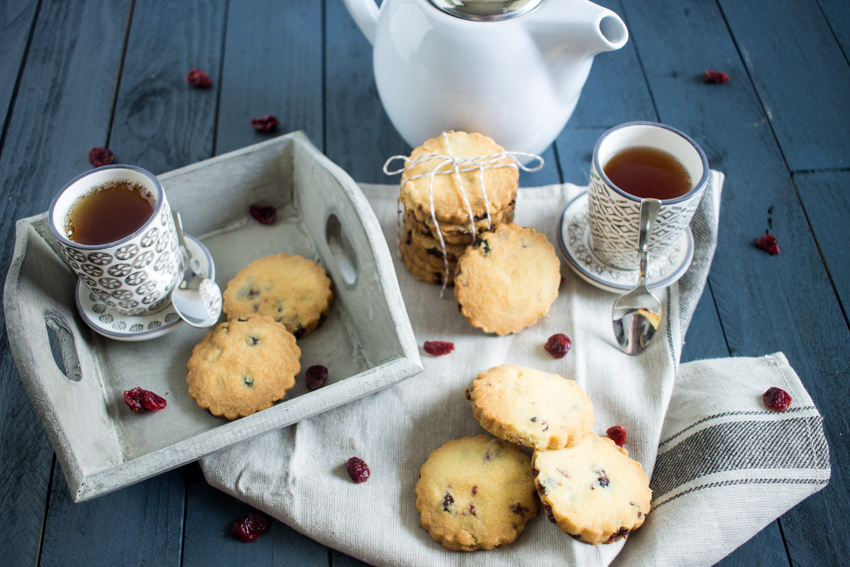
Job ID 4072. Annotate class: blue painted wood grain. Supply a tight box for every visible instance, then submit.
[623,1,849,566]
[0,0,38,137]
[215,0,324,156]
[108,0,227,175]
[0,0,130,564]
[39,467,185,566]
[183,464,329,567]
[719,0,850,171]
[793,170,850,327]
[818,0,850,60]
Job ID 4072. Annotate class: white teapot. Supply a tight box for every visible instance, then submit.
[342,0,628,157]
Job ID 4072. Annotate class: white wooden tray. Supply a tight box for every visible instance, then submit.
[4,132,421,502]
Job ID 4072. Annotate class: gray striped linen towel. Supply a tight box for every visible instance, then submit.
[201,172,829,567]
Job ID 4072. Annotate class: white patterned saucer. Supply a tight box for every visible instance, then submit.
[75,235,215,341]
[558,191,693,294]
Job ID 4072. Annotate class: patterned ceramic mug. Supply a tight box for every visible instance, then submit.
[588,122,709,270]
[49,165,182,316]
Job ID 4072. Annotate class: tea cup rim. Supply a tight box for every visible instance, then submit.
[48,164,166,251]
[593,121,709,205]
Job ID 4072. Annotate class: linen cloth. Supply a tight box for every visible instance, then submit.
[200,173,830,566]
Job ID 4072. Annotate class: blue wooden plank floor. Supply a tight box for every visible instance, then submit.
[0,0,847,565]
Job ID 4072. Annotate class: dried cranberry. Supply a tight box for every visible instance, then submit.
[755,233,780,255]
[544,333,572,358]
[306,365,329,391]
[607,426,627,447]
[763,387,792,411]
[232,510,269,543]
[185,69,212,88]
[249,204,276,225]
[703,69,730,83]
[346,457,370,483]
[123,386,167,412]
[88,147,114,168]
[251,114,280,133]
[423,340,454,356]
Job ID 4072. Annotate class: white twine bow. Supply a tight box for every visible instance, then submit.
[383,132,544,296]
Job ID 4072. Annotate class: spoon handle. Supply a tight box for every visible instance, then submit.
[637,199,661,281]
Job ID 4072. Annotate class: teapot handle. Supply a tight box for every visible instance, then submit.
[342,0,381,45]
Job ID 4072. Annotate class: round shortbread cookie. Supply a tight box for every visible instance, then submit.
[416,435,539,551]
[532,433,652,545]
[400,247,455,286]
[400,131,518,225]
[454,223,561,335]
[466,365,594,450]
[404,213,477,245]
[222,253,333,339]
[400,239,460,270]
[406,199,516,234]
[402,226,470,261]
[186,315,301,420]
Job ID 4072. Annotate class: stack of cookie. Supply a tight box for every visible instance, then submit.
[397,131,518,286]
[416,365,652,551]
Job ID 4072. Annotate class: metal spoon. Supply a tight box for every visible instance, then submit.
[612,198,663,355]
[171,211,222,328]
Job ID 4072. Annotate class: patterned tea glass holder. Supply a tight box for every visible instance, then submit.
[588,121,709,270]
[48,165,182,316]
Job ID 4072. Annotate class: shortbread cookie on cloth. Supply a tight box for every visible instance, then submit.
[532,433,652,545]
[454,222,560,335]
[400,131,518,225]
[187,315,301,420]
[416,435,539,551]
[223,253,333,339]
[466,365,594,450]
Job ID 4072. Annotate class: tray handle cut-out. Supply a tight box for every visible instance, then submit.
[44,310,82,382]
[326,213,358,285]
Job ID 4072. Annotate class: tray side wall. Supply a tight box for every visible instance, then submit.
[4,220,123,499]
[292,136,420,370]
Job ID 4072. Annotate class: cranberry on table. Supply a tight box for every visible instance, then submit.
[88,147,114,168]
[607,425,628,447]
[250,114,280,133]
[544,333,572,358]
[423,340,454,356]
[755,233,780,255]
[123,387,167,412]
[763,387,792,411]
[703,69,730,83]
[185,68,212,88]
[306,365,329,391]
[346,457,370,484]
[232,510,270,543]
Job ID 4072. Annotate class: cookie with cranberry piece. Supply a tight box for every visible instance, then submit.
[454,222,561,335]
[466,365,594,450]
[187,315,301,420]
[400,131,518,226]
[416,435,539,551]
[400,247,455,286]
[405,199,516,235]
[223,253,333,339]
[532,433,651,545]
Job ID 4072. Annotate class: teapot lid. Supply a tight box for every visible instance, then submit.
[428,0,545,22]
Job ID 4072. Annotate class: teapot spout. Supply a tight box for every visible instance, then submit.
[527,0,628,56]
[596,12,629,52]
